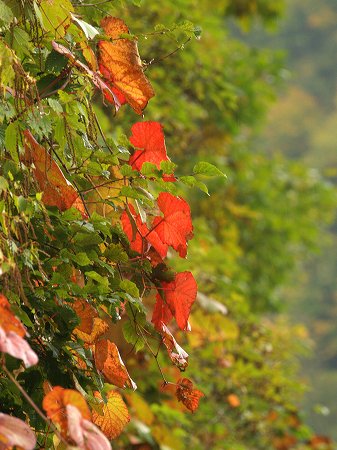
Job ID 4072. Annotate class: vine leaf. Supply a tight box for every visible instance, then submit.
[121,204,168,259]
[92,391,130,440]
[129,121,171,173]
[0,413,36,450]
[66,404,111,450]
[98,17,155,115]
[72,299,109,344]
[22,130,86,216]
[43,386,91,436]
[94,340,137,390]
[151,193,193,258]
[160,324,189,370]
[152,271,197,331]
[0,294,38,367]
[176,378,204,412]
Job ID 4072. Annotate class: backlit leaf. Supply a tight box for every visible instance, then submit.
[98,17,155,115]
[94,340,137,389]
[176,378,204,412]
[92,391,130,439]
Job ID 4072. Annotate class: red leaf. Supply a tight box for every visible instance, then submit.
[98,17,155,115]
[129,122,170,172]
[151,193,193,258]
[23,130,86,216]
[121,204,168,259]
[176,378,204,412]
[152,271,197,331]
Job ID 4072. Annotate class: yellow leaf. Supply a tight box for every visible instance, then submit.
[92,391,130,439]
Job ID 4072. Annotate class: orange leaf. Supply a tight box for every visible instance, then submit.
[43,386,91,435]
[98,17,155,115]
[22,130,86,216]
[72,299,109,344]
[95,339,137,390]
[176,378,204,413]
[92,391,130,439]
[0,294,25,337]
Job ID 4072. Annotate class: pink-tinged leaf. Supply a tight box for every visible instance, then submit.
[160,324,189,370]
[0,413,36,450]
[151,193,193,258]
[152,272,197,331]
[121,204,168,259]
[0,326,38,368]
[129,122,170,172]
[66,404,111,450]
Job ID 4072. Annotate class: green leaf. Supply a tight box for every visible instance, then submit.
[160,160,177,174]
[0,1,13,27]
[141,162,158,176]
[39,0,74,38]
[193,161,226,177]
[123,320,145,352]
[120,164,134,177]
[196,181,209,195]
[120,279,139,298]
[180,175,197,187]
[5,122,19,162]
[72,16,99,39]
[72,252,92,266]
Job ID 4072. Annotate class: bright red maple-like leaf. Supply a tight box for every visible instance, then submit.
[151,193,193,258]
[129,121,170,172]
[121,204,168,259]
[152,271,197,331]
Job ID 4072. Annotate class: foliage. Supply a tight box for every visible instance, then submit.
[0,0,336,449]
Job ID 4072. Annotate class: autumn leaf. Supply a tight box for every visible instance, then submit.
[129,122,171,173]
[98,17,155,115]
[72,299,109,344]
[94,339,137,390]
[152,271,197,331]
[227,394,240,408]
[151,193,193,258]
[66,404,111,450]
[176,378,204,413]
[92,391,130,440]
[0,294,38,367]
[43,386,91,435]
[0,413,36,450]
[160,324,189,370]
[121,204,168,259]
[22,130,86,216]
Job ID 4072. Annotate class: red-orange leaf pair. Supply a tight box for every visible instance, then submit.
[43,386,112,449]
[129,122,170,171]
[121,204,168,260]
[176,378,204,413]
[0,294,38,367]
[95,339,137,390]
[98,17,154,115]
[23,130,86,216]
[152,271,197,331]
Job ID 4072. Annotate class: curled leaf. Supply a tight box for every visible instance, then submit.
[0,413,36,450]
[98,17,155,114]
[0,294,38,367]
[176,378,204,413]
[67,404,111,450]
[92,391,130,440]
[72,299,109,344]
[94,339,137,390]
[160,324,189,370]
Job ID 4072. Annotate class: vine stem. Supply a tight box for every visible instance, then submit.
[1,364,68,447]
